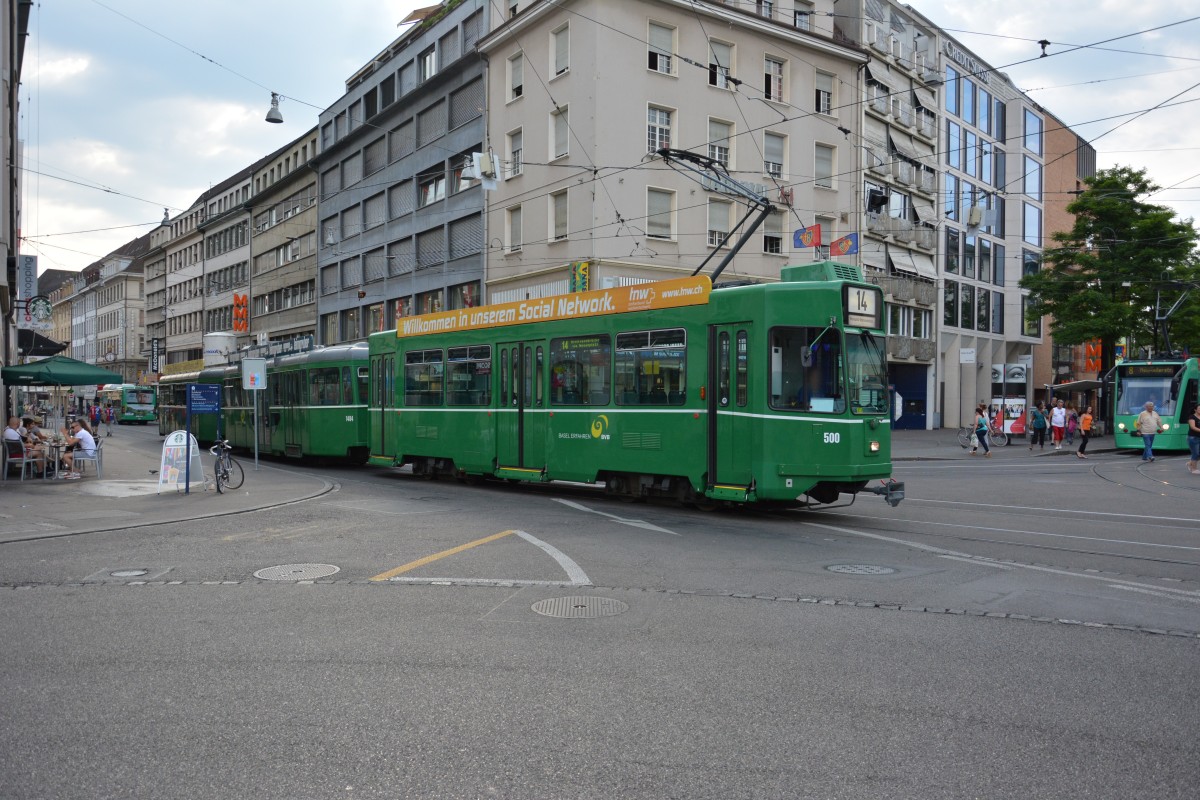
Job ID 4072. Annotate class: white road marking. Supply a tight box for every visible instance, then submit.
[939,555,1013,569]
[901,498,1200,525]
[553,498,680,535]
[1108,585,1200,604]
[805,520,1200,599]
[388,578,587,587]
[515,530,591,585]
[385,529,591,587]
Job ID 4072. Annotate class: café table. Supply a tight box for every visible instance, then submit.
[42,441,66,480]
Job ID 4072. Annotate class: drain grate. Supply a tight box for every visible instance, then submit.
[826,564,896,575]
[531,596,629,619]
[253,563,340,581]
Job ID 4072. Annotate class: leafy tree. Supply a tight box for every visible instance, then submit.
[1020,166,1200,377]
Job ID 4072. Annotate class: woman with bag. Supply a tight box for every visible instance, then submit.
[974,406,992,458]
[1186,403,1200,475]
[1028,402,1048,451]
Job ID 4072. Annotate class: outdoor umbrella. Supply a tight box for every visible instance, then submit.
[1,355,124,386]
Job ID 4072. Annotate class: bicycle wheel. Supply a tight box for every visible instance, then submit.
[957,427,972,448]
[213,458,227,494]
[989,429,1009,448]
[223,457,244,490]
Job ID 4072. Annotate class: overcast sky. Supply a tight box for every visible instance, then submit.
[19,0,1200,275]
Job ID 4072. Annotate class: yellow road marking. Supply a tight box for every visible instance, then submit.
[369,530,517,582]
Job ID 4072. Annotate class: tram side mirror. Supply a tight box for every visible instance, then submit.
[801,349,813,368]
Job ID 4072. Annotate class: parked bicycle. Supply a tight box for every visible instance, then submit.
[209,439,244,493]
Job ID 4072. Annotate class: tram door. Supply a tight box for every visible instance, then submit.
[370,354,392,455]
[707,324,753,489]
[496,341,547,471]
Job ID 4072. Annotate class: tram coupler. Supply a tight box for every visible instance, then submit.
[866,479,905,507]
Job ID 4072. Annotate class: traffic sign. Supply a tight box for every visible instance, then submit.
[186,383,222,414]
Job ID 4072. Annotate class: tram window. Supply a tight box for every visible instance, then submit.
[500,348,508,407]
[536,346,544,406]
[447,346,492,406]
[717,333,731,407]
[357,367,369,405]
[551,335,610,405]
[404,349,443,406]
[309,367,342,405]
[845,332,888,415]
[735,330,748,407]
[523,346,533,408]
[769,326,846,413]
[615,328,686,405]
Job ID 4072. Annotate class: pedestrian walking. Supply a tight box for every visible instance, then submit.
[1136,401,1163,462]
[1028,402,1048,450]
[969,405,983,455]
[1050,399,1067,449]
[1064,403,1079,446]
[974,406,992,458]
[1076,406,1093,459]
[103,405,114,437]
[1186,403,1200,475]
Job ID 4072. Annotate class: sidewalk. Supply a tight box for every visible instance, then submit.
[0,433,333,543]
[891,428,1121,461]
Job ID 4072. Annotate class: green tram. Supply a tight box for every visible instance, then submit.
[1112,356,1199,452]
[98,384,157,424]
[222,343,370,462]
[367,263,903,507]
[156,368,225,442]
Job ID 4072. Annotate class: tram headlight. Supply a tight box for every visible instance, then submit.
[869,440,880,452]
[1117,423,1126,431]
[1162,423,1170,431]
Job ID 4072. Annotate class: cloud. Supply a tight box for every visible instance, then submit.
[27,54,90,86]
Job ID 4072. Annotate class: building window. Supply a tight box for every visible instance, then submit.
[508,53,523,101]
[763,211,783,254]
[506,205,522,252]
[708,40,732,89]
[815,72,834,115]
[764,57,785,102]
[418,173,446,207]
[552,24,569,76]
[756,0,774,18]
[648,22,674,74]
[647,106,671,153]
[419,47,437,82]
[552,106,569,159]
[1023,156,1042,201]
[1024,109,1043,155]
[647,188,673,240]
[708,199,731,247]
[764,132,785,178]
[1023,202,1041,246]
[815,144,834,188]
[550,191,568,242]
[507,129,522,178]
[707,119,732,167]
[794,3,812,30]
[1022,295,1041,337]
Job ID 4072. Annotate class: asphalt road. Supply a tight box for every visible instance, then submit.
[1,425,1197,798]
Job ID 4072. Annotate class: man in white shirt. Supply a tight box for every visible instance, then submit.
[59,420,96,478]
[1050,399,1067,450]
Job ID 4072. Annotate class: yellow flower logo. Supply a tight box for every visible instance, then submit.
[590,415,609,438]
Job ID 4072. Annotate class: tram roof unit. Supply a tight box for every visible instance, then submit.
[269,342,369,370]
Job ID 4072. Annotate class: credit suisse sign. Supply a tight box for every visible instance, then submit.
[943,40,989,85]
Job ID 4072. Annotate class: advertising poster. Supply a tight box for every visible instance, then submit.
[158,430,204,493]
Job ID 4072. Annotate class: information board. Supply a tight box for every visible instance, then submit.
[187,383,222,414]
[157,431,205,493]
[242,358,267,390]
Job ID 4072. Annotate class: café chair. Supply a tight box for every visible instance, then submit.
[3,440,34,481]
[72,438,103,478]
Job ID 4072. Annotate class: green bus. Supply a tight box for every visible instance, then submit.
[99,384,157,424]
[366,263,902,508]
[1113,356,1199,452]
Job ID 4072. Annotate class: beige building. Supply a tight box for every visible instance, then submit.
[479,0,864,301]
[249,129,319,344]
[91,235,150,382]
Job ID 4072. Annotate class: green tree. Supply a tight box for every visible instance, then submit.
[1020,166,1200,377]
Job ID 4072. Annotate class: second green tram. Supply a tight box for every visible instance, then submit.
[366,263,902,507]
[1113,356,1199,452]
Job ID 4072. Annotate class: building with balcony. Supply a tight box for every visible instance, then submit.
[478,0,863,301]
[314,0,489,344]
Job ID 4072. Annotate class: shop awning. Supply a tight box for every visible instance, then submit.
[16,329,68,358]
[1046,380,1104,394]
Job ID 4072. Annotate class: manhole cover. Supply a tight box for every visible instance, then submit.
[110,569,149,578]
[253,563,340,581]
[531,596,629,619]
[826,564,896,575]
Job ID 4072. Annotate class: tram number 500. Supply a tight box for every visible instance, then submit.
[822,432,841,444]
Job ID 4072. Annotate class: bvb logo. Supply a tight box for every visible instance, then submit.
[590,414,610,439]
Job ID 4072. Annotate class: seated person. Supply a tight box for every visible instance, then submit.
[23,417,48,475]
[5,416,45,475]
[59,420,97,477]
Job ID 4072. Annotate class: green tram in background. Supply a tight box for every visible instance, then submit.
[1112,356,1199,452]
[156,345,371,461]
[98,384,158,424]
[367,262,903,508]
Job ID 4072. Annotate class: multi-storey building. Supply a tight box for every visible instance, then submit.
[249,129,320,343]
[479,0,863,301]
[197,171,253,355]
[313,0,488,344]
[67,236,149,381]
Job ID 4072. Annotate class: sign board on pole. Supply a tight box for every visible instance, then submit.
[241,358,267,391]
[187,383,222,414]
[16,255,38,329]
[157,431,204,493]
[150,338,161,374]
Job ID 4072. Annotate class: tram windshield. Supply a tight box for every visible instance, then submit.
[1117,376,1176,416]
[769,326,845,413]
[846,332,889,415]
